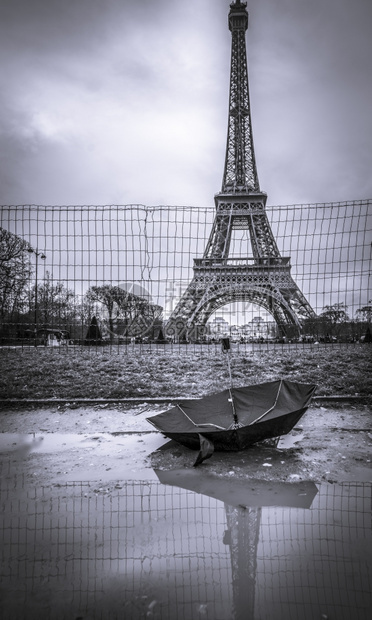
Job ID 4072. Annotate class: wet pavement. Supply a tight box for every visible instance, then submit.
[0,404,371,619]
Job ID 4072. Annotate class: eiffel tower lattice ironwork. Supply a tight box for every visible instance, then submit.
[166,0,315,342]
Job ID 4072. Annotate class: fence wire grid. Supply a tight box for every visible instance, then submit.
[0,200,371,350]
[0,476,371,620]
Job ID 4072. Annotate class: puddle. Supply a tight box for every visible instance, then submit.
[0,474,371,620]
[0,432,165,482]
[277,431,304,449]
[0,431,158,454]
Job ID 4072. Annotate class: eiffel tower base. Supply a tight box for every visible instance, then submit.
[165,259,315,343]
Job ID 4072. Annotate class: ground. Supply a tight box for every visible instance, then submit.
[1,402,371,487]
[1,345,371,400]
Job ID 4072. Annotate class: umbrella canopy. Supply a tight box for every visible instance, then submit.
[147,380,316,465]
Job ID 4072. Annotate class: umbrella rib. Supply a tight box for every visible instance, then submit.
[248,379,283,426]
[176,404,227,431]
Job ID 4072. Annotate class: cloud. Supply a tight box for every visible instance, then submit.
[0,0,229,204]
[248,0,372,204]
[0,0,371,206]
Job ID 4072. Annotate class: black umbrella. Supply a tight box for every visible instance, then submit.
[147,379,316,466]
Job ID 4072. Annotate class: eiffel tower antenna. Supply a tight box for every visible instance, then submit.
[223,0,260,194]
[165,1,316,342]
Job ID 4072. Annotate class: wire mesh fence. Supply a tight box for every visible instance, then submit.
[0,474,371,619]
[0,200,371,351]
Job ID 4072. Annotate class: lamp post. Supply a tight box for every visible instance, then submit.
[28,248,46,346]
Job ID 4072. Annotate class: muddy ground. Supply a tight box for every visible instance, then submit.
[0,402,371,486]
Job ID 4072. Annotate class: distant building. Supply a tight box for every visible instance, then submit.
[207,315,277,341]
[208,317,229,336]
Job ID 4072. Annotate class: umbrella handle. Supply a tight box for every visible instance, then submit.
[221,338,233,388]
[226,351,233,388]
[221,339,240,427]
[228,388,240,427]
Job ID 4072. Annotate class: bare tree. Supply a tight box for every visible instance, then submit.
[85,284,163,340]
[85,285,133,340]
[0,227,32,335]
[0,227,32,265]
[320,303,349,338]
[356,300,372,323]
[33,271,76,329]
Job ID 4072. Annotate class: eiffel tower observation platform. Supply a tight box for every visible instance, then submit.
[165,1,316,342]
[193,257,291,269]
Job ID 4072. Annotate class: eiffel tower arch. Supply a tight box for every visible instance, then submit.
[166,0,315,342]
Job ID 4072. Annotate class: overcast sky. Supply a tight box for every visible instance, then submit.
[1,0,372,208]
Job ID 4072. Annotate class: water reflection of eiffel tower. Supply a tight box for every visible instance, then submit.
[155,469,319,619]
[166,0,315,342]
[224,505,261,620]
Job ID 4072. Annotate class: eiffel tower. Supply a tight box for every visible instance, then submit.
[166,0,315,342]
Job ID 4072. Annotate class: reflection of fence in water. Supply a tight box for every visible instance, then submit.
[0,201,371,345]
[0,478,232,619]
[256,482,372,618]
[0,477,371,619]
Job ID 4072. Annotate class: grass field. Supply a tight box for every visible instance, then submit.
[0,344,371,401]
